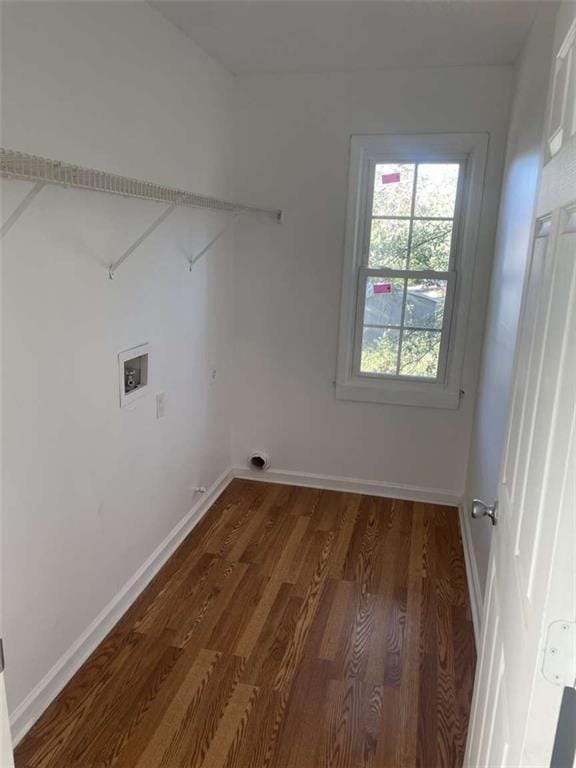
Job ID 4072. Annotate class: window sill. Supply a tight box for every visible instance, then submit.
[335,380,461,409]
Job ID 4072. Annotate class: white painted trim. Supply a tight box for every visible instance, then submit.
[335,381,460,409]
[0,674,14,768]
[9,468,234,745]
[336,132,489,409]
[232,465,461,507]
[458,501,483,649]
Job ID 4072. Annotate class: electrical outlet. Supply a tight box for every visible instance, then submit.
[156,392,165,419]
[210,367,217,384]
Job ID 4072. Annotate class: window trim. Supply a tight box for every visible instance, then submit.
[336,133,488,409]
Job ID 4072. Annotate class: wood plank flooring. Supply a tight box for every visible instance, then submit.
[14,480,476,768]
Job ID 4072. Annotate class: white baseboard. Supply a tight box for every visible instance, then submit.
[458,501,483,649]
[9,468,234,746]
[232,466,462,507]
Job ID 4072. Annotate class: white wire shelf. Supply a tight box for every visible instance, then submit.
[0,148,282,221]
[0,147,282,277]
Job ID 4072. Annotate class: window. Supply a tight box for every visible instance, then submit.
[336,134,488,408]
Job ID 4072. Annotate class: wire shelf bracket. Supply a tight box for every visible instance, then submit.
[108,202,179,279]
[0,181,45,239]
[187,213,241,273]
[108,207,241,279]
[0,148,282,276]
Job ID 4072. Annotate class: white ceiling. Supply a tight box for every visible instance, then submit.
[152,1,541,75]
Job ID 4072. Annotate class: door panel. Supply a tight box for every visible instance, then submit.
[503,220,550,498]
[504,219,554,505]
[518,220,576,601]
[519,220,576,602]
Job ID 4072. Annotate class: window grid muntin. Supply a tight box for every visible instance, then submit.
[363,324,445,334]
[387,164,416,371]
[372,215,455,221]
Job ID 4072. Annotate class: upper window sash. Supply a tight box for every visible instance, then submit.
[359,158,466,273]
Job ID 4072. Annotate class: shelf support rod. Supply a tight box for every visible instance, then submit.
[0,181,45,239]
[187,214,241,272]
[108,202,178,279]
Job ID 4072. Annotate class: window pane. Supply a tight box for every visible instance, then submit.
[409,219,453,271]
[372,163,415,216]
[364,276,405,327]
[361,327,399,375]
[414,163,460,218]
[369,219,409,268]
[405,280,447,330]
[399,330,441,379]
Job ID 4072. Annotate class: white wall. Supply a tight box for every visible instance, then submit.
[465,7,556,597]
[232,67,513,496]
[0,0,548,739]
[0,1,235,718]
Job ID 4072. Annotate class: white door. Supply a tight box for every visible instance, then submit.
[465,10,576,768]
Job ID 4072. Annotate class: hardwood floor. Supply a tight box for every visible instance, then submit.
[14,480,476,768]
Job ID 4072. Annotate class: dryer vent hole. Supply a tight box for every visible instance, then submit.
[249,453,270,470]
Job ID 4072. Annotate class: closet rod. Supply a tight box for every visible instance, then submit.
[0,148,282,222]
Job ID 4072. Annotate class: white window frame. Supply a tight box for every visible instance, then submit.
[336,133,488,409]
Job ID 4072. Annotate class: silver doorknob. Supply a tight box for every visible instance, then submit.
[471,499,498,526]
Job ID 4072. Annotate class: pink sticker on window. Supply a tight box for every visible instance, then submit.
[381,172,401,185]
[374,283,392,294]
